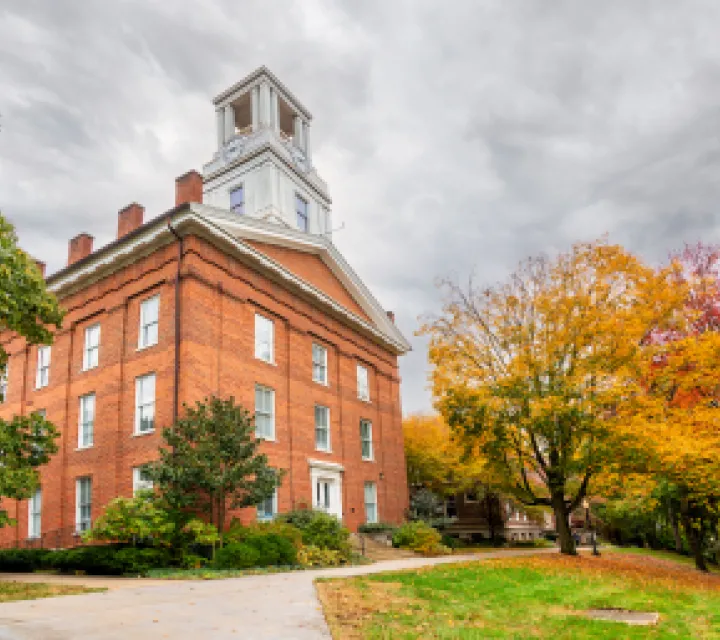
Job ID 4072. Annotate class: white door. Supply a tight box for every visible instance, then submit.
[316,479,332,511]
[309,462,343,521]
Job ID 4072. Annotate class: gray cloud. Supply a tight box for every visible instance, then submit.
[2,0,720,413]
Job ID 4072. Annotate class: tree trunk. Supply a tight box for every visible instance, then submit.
[681,513,708,572]
[485,492,496,544]
[551,493,576,555]
[669,506,683,553]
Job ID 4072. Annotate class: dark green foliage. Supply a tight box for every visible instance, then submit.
[441,534,462,549]
[277,509,352,558]
[0,548,52,572]
[146,396,280,533]
[214,531,297,569]
[357,522,398,535]
[0,412,59,527]
[48,546,171,575]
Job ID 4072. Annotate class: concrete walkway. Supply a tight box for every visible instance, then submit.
[0,548,557,640]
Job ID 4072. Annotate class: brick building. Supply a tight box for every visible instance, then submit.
[0,68,411,547]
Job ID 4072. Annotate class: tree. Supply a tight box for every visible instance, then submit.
[422,239,681,555]
[611,242,720,571]
[0,412,59,527]
[0,213,64,374]
[147,396,280,538]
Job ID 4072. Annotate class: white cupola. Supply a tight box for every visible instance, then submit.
[202,67,332,236]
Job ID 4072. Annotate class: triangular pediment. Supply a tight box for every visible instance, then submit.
[243,239,372,322]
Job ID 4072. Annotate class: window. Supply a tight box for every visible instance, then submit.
[360,420,373,461]
[83,324,100,370]
[315,479,331,510]
[254,314,274,363]
[257,488,277,521]
[312,343,328,384]
[255,384,275,440]
[135,374,156,434]
[138,295,159,349]
[295,194,308,232]
[357,364,370,401]
[76,477,92,533]
[0,364,7,403]
[78,394,95,448]
[315,405,330,451]
[364,482,378,524]
[36,346,50,389]
[28,489,41,539]
[230,185,245,214]
[133,467,154,494]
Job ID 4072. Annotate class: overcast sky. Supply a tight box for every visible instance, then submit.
[2,1,720,414]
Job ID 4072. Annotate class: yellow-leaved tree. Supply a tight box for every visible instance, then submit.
[422,239,682,555]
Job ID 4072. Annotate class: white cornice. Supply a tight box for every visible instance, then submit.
[47,207,411,355]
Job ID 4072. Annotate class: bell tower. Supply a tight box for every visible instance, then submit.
[202,67,332,235]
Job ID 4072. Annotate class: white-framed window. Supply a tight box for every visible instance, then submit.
[132,466,154,494]
[28,488,41,539]
[0,364,8,403]
[138,295,159,349]
[83,324,100,370]
[315,405,330,452]
[254,314,274,363]
[257,488,277,521]
[315,479,331,511]
[135,373,156,434]
[360,419,373,461]
[364,481,378,524]
[78,393,95,448]
[357,364,370,401]
[312,343,328,385]
[255,384,275,440]
[75,477,92,533]
[36,346,51,389]
[230,185,245,214]
[295,194,309,232]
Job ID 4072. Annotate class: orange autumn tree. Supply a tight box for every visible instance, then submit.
[404,414,508,539]
[613,243,720,571]
[422,239,682,556]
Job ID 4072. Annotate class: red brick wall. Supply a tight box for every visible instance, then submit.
[0,233,408,546]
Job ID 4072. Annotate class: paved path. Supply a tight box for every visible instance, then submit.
[0,548,557,640]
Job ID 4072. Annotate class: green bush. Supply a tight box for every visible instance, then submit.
[214,543,261,569]
[277,509,352,559]
[392,522,449,556]
[0,548,52,572]
[357,522,397,535]
[48,545,171,576]
[297,545,346,567]
[225,520,303,549]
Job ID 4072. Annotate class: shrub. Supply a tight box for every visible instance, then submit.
[214,533,297,569]
[0,548,52,572]
[441,534,462,549]
[179,553,208,570]
[297,545,345,567]
[392,522,449,556]
[277,509,352,559]
[214,543,261,569]
[225,520,303,549]
[48,545,171,576]
[357,522,398,535]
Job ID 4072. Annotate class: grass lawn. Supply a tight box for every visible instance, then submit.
[317,551,720,639]
[0,580,101,603]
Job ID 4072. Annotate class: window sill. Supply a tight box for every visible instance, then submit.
[255,357,277,367]
[132,430,155,438]
[257,436,277,443]
[314,447,332,454]
[80,365,99,373]
[361,457,375,463]
[357,397,371,404]
[26,536,41,541]
[75,445,94,452]
[313,379,330,387]
[136,342,158,352]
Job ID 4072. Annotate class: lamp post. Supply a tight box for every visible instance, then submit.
[582,498,600,556]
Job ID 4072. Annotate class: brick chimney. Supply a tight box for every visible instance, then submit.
[68,233,94,266]
[175,170,203,207]
[34,260,46,278]
[118,203,145,239]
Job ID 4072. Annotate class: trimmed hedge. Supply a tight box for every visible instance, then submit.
[214,533,297,569]
[0,546,171,576]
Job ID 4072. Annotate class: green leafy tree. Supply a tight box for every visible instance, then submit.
[0,412,59,527]
[147,396,280,538]
[0,213,64,374]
